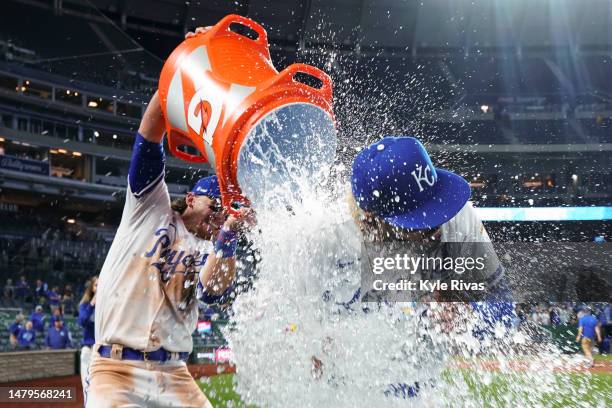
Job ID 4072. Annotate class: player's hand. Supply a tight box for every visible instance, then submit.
[224,207,256,232]
[90,295,96,306]
[185,26,212,39]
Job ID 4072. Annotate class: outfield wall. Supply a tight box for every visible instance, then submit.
[0,350,76,383]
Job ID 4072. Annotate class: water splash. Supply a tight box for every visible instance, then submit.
[224,70,598,408]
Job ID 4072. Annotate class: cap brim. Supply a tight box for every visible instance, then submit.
[382,169,471,230]
[192,190,221,199]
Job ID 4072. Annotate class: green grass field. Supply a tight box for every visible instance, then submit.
[443,364,611,407]
[198,373,254,408]
[198,355,612,407]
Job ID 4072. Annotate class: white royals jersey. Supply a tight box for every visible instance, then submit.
[95,179,212,353]
[323,201,504,308]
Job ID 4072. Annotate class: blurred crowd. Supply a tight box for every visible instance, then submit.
[1,274,228,354]
[1,274,100,355]
[0,226,112,289]
[513,302,612,331]
[2,276,80,314]
[514,302,576,326]
[7,306,72,350]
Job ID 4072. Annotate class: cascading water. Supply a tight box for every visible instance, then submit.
[222,107,596,407]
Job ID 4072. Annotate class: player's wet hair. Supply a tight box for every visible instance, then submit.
[347,187,440,241]
[172,193,222,215]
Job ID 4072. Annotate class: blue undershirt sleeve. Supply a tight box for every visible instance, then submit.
[128,133,165,197]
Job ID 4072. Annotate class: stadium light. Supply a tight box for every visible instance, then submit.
[57,148,67,154]
[480,105,489,113]
[66,218,76,224]
[112,134,118,139]
[49,149,58,154]
[88,101,99,108]
[72,151,82,157]
[0,137,5,142]
[478,206,612,221]
[93,130,100,137]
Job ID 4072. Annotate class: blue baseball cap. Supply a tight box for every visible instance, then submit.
[351,136,470,230]
[191,175,221,199]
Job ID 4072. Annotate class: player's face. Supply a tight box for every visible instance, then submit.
[188,193,225,240]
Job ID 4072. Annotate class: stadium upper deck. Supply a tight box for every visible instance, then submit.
[0,0,609,234]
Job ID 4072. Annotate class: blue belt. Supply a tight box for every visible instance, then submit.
[98,345,189,362]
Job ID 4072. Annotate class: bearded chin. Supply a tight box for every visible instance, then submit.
[196,225,214,240]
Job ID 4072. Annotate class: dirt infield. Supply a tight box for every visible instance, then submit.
[0,364,234,408]
[590,360,612,374]
[189,363,236,378]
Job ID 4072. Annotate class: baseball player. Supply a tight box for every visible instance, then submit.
[576,306,602,367]
[312,136,513,400]
[85,85,249,407]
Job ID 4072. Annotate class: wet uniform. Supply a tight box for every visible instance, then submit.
[86,134,224,408]
[320,201,511,399]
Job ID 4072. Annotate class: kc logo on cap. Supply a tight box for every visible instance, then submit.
[411,164,436,192]
[351,136,471,231]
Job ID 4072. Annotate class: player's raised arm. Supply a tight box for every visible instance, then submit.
[128,91,167,198]
[126,28,212,199]
[138,91,166,144]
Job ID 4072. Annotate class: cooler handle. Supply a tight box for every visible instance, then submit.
[167,131,209,164]
[210,15,269,50]
[221,192,252,217]
[277,63,333,103]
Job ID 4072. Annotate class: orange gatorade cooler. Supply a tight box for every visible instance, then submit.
[158,14,337,213]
